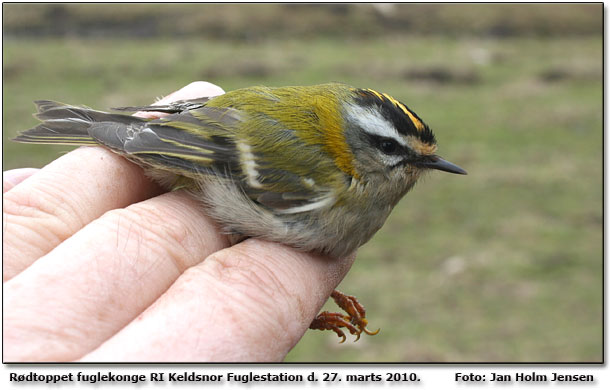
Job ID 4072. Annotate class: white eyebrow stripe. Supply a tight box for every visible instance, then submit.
[344,103,407,146]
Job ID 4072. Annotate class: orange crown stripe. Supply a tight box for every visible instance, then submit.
[382,93,425,132]
[366,89,385,101]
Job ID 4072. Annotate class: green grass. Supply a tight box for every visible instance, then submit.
[3,35,602,362]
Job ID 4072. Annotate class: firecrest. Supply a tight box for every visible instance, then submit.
[15,82,467,341]
[15,82,466,258]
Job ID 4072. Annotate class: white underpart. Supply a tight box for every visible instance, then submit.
[344,103,407,146]
[237,140,262,188]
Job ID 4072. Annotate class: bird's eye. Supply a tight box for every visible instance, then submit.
[379,139,399,155]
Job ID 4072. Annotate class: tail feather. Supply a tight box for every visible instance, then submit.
[13,100,146,145]
[34,100,140,125]
[14,123,99,145]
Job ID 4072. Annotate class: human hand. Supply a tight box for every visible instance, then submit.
[3,82,356,362]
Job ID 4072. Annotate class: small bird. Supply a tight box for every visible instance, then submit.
[14,82,466,341]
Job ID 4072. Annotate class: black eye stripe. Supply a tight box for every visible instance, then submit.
[380,139,397,154]
[365,133,407,156]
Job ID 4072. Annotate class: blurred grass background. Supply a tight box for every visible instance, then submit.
[2,4,602,362]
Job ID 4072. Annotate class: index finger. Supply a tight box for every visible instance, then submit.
[2,147,162,281]
[82,240,356,362]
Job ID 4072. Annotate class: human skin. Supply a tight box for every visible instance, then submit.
[2,82,355,362]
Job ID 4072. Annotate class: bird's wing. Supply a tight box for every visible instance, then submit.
[112,97,212,114]
[94,106,333,214]
[88,106,241,178]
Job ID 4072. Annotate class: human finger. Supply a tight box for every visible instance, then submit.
[3,190,230,362]
[82,240,356,362]
[3,168,39,193]
[2,147,163,281]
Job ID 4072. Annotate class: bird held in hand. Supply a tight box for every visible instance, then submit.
[14,82,466,341]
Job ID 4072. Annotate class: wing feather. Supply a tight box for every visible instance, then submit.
[103,101,335,214]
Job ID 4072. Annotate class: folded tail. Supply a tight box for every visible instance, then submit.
[13,100,146,145]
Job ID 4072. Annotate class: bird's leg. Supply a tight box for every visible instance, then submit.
[309,290,380,342]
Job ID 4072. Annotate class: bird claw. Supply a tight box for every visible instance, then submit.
[309,290,380,342]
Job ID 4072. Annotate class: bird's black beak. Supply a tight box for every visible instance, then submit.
[419,156,467,175]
